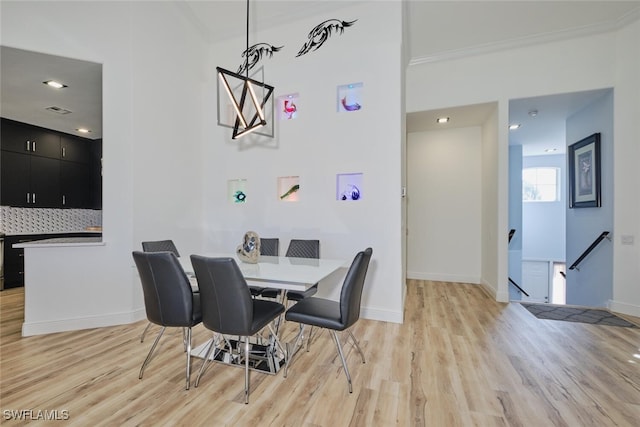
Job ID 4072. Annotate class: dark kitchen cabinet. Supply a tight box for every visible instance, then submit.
[60,134,92,163]
[1,118,60,159]
[1,151,30,206]
[1,118,101,209]
[60,161,91,208]
[1,151,60,207]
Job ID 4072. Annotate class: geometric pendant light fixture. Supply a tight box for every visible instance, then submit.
[217,0,274,139]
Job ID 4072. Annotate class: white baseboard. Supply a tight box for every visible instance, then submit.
[361,306,403,324]
[609,299,640,318]
[22,309,146,337]
[406,271,480,284]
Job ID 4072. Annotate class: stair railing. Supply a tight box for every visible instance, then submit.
[568,231,610,271]
[507,229,530,297]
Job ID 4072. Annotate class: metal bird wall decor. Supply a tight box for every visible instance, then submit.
[237,43,284,75]
[296,19,357,57]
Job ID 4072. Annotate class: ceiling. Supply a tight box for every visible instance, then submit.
[1,46,103,139]
[1,1,638,149]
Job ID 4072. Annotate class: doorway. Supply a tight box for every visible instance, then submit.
[508,89,614,307]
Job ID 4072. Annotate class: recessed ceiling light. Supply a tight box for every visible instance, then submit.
[509,124,521,130]
[436,117,449,124]
[76,128,91,134]
[43,80,67,89]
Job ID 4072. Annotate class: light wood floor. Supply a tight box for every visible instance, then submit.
[1,281,639,426]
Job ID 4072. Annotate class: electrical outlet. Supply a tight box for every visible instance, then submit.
[621,235,634,245]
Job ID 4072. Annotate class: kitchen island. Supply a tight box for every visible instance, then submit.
[15,236,145,336]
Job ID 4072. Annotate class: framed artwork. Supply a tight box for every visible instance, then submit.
[278,176,300,201]
[568,132,601,208]
[277,93,299,120]
[228,179,248,203]
[337,82,363,112]
[336,173,362,201]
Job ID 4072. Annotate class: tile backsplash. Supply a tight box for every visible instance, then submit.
[0,206,102,234]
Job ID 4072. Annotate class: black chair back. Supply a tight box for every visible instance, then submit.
[190,255,254,336]
[260,238,279,256]
[142,240,180,257]
[286,239,320,258]
[132,251,196,327]
[340,248,373,329]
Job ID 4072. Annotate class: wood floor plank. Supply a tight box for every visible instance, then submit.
[2,281,640,426]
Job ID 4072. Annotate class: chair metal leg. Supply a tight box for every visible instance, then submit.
[195,333,219,387]
[139,326,165,379]
[140,322,152,343]
[347,330,366,364]
[185,327,192,390]
[331,330,353,393]
[244,336,250,404]
[305,326,315,352]
[284,324,305,378]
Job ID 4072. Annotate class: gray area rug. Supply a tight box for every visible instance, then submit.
[521,303,638,328]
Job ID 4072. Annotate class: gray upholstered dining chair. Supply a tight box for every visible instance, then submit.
[140,239,188,342]
[190,255,286,404]
[132,251,202,390]
[142,239,181,256]
[260,237,279,257]
[284,247,372,393]
[261,239,320,302]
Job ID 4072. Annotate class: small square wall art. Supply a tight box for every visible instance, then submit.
[337,82,363,113]
[278,176,300,201]
[228,179,248,203]
[277,93,299,120]
[336,173,362,201]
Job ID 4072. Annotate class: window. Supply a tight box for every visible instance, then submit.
[523,167,560,202]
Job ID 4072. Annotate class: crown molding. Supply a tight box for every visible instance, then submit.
[409,6,640,67]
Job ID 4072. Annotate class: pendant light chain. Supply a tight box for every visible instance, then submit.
[245,0,250,79]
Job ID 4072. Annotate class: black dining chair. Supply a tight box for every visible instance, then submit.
[132,251,202,390]
[142,239,181,256]
[284,247,372,393]
[260,238,279,257]
[261,239,320,302]
[140,239,190,342]
[190,255,286,404]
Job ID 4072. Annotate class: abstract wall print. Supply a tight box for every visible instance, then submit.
[278,176,300,202]
[337,82,363,112]
[277,93,299,120]
[568,132,601,208]
[237,43,284,75]
[228,179,248,204]
[296,19,357,57]
[337,173,363,201]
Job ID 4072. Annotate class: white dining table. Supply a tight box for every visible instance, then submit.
[180,253,347,375]
[180,254,347,292]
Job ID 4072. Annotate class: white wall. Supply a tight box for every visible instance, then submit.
[407,127,482,283]
[407,22,640,314]
[2,1,207,334]
[522,154,566,261]
[566,91,614,307]
[611,19,640,316]
[201,2,405,322]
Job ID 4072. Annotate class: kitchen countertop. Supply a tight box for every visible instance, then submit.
[13,237,104,248]
[2,230,102,236]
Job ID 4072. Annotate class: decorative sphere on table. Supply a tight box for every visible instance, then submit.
[236,231,260,263]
